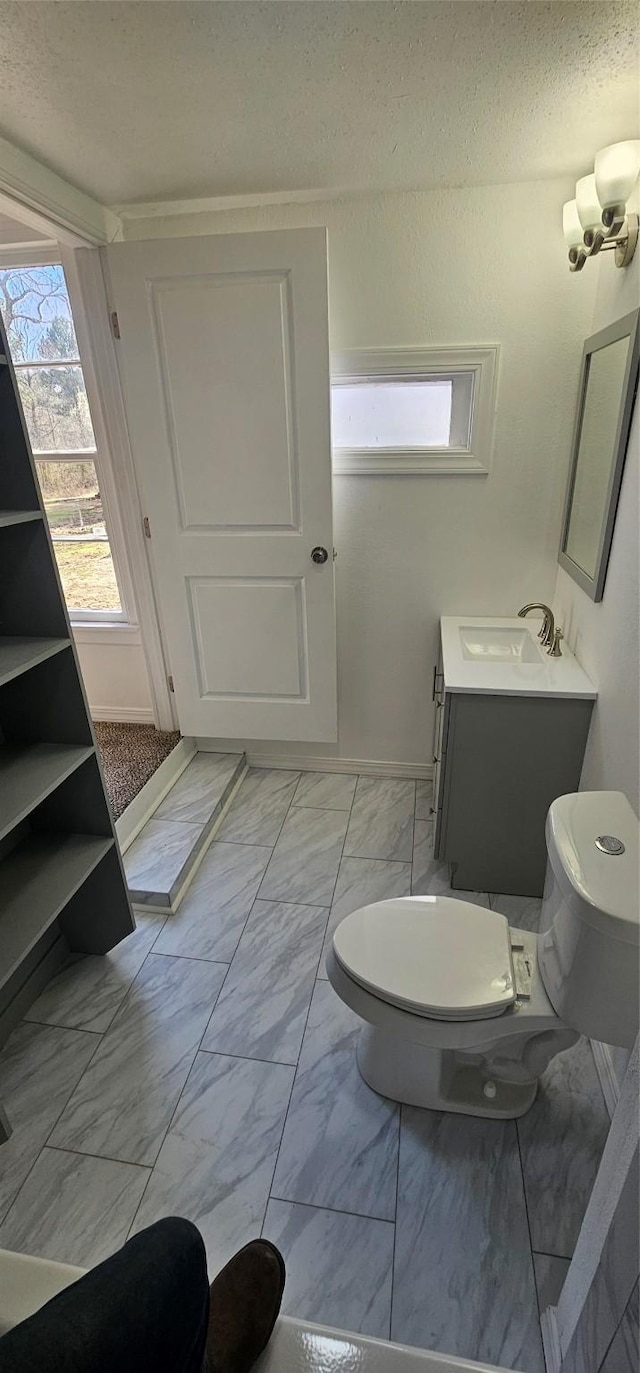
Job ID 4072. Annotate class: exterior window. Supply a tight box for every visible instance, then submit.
[0,263,124,618]
[331,347,499,475]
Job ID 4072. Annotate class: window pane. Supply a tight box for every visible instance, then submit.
[331,380,453,449]
[36,459,105,532]
[16,365,96,452]
[0,265,80,362]
[52,541,122,614]
[35,460,122,614]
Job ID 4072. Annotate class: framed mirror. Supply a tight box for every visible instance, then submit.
[559,308,639,602]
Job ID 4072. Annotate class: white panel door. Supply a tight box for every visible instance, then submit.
[104,229,336,741]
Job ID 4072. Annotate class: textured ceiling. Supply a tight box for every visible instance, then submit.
[0,1,638,207]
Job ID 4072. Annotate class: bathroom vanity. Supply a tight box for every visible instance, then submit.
[432,617,597,895]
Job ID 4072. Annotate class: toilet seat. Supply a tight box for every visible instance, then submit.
[332,896,517,1021]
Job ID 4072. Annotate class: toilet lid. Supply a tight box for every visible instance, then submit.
[332,896,516,1020]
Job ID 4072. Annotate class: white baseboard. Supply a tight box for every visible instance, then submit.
[195,748,434,781]
[92,706,156,724]
[116,737,197,852]
[590,1039,620,1119]
[540,1306,561,1373]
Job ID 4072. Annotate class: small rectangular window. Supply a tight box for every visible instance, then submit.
[331,347,498,475]
[332,379,454,449]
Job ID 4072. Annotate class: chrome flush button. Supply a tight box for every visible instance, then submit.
[595,834,626,856]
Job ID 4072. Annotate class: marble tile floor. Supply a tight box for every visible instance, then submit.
[0,768,611,1371]
[123,751,246,907]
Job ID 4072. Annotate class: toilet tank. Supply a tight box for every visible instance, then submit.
[538,791,639,1048]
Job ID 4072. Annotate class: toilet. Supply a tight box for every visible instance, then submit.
[327,791,639,1119]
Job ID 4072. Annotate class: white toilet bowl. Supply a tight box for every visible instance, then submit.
[327,791,639,1119]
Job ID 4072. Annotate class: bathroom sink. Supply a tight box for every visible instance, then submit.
[440,617,597,698]
[458,625,542,664]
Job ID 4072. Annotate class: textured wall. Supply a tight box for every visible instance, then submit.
[76,635,153,723]
[553,251,640,818]
[125,181,596,763]
[553,248,639,1092]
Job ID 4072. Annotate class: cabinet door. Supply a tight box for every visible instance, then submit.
[441,693,593,895]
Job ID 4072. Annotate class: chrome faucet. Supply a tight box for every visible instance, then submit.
[518,602,555,648]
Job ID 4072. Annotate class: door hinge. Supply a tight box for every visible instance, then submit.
[110,310,121,340]
[143,516,151,540]
[167,675,175,693]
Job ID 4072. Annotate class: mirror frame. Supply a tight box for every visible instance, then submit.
[559,307,639,602]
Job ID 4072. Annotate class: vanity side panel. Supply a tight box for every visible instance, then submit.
[441,693,594,895]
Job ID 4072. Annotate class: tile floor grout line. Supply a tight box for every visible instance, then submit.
[151,949,233,966]
[266,1191,397,1228]
[390,784,422,1341]
[236,778,342,1248]
[206,836,275,851]
[40,939,225,1214]
[214,774,300,850]
[195,889,266,1038]
[197,1044,301,1069]
[515,1112,546,1336]
[22,917,173,1175]
[23,1018,103,1036]
[122,922,243,1241]
[596,1281,638,1373]
[270,770,416,1183]
[262,774,374,1234]
[137,771,308,1236]
[0,1017,114,1231]
[315,769,361,922]
[192,786,336,1060]
[388,1098,403,1343]
[258,1057,300,1247]
[123,1044,212,1241]
[252,773,305,903]
[42,1142,153,1172]
[149,792,282,971]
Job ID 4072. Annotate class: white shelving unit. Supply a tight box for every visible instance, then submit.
[0,312,134,1139]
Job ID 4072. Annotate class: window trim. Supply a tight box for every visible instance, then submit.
[331,346,499,476]
[0,245,138,626]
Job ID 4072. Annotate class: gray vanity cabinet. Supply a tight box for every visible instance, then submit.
[432,660,594,897]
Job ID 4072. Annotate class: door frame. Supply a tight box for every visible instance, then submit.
[72,246,176,729]
[0,203,175,729]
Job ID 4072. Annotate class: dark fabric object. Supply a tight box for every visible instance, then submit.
[0,1217,209,1373]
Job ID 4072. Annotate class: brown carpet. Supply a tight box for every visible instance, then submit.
[94,721,181,820]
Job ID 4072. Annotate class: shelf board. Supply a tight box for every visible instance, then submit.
[0,636,70,687]
[0,743,95,841]
[0,833,114,993]
[0,511,42,528]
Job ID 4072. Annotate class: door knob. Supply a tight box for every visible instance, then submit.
[311,546,329,564]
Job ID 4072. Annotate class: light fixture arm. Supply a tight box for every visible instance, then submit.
[564,141,640,274]
[567,213,638,272]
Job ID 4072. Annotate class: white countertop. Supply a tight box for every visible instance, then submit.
[440,617,597,699]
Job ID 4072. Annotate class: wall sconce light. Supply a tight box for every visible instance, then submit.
[563,140,640,273]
